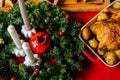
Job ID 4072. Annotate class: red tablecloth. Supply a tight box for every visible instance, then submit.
[73,12,120,80]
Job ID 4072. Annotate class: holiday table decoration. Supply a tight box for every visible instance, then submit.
[0,38,4,48]
[30,32,51,54]
[18,0,36,38]
[0,1,84,80]
[23,42,42,66]
[7,25,25,57]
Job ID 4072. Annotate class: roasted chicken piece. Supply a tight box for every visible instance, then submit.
[90,18,120,51]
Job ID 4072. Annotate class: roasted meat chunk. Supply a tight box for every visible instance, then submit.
[90,18,120,50]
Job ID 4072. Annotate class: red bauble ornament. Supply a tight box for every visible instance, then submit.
[33,69,39,75]
[65,14,70,19]
[30,32,51,55]
[11,77,16,80]
[49,57,57,64]
[70,53,75,58]
[59,31,64,36]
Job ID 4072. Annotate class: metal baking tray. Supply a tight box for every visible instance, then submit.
[79,0,120,67]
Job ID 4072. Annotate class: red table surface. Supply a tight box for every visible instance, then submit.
[73,12,120,80]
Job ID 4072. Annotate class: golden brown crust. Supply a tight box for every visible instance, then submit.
[90,20,120,50]
[104,52,118,65]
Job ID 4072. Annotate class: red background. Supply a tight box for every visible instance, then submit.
[72,12,120,80]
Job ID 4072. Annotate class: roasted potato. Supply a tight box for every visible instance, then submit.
[113,1,120,9]
[115,50,120,59]
[82,27,91,40]
[97,48,106,56]
[104,52,118,65]
[88,38,98,49]
[97,12,109,21]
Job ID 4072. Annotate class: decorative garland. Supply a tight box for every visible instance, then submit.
[0,1,84,80]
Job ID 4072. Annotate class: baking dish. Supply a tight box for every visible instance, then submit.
[79,0,120,67]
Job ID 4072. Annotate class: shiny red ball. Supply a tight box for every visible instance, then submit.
[59,31,64,36]
[70,53,75,58]
[65,14,70,19]
[30,32,51,54]
[34,69,39,75]
[49,57,57,64]
[11,77,16,80]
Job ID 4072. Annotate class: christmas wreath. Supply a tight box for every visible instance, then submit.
[0,1,84,80]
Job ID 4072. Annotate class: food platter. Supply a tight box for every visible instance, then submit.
[79,0,120,67]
